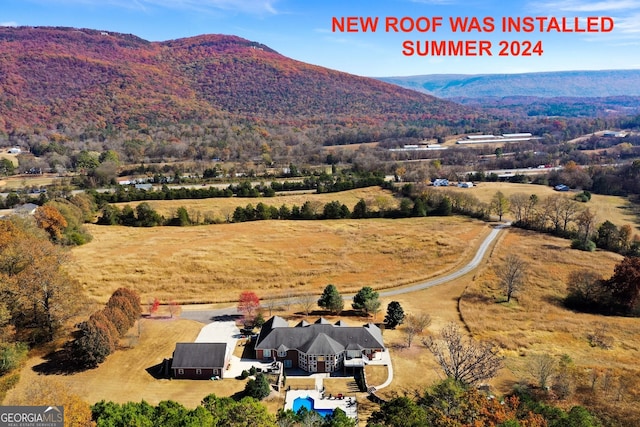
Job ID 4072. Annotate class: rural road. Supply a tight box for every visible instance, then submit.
[180,223,509,324]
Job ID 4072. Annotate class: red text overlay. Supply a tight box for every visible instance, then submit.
[331,16,614,57]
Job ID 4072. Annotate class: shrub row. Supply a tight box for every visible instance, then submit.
[72,288,142,368]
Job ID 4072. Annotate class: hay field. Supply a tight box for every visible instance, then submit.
[113,187,397,220]
[444,182,638,230]
[459,228,640,409]
[69,216,486,304]
[3,318,255,409]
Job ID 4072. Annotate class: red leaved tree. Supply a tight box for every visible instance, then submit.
[237,291,260,326]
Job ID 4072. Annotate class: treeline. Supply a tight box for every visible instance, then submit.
[96,184,491,227]
[73,288,142,368]
[566,256,640,316]
[89,172,386,204]
[508,192,640,255]
[368,378,599,427]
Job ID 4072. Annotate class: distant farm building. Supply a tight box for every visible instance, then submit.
[554,184,570,192]
[433,179,449,187]
[457,133,538,144]
[457,182,474,188]
[7,147,21,154]
[603,130,626,138]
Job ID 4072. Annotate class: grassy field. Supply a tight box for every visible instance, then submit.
[113,186,397,221]
[0,174,60,191]
[459,228,640,417]
[444,182,638,230]
[68,216,486,304]
[9,183,640,424]
[3,318,252,409]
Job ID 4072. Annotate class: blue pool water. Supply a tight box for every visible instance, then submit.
[292,396,334,417]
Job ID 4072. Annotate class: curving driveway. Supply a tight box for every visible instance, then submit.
[180,223,509,323]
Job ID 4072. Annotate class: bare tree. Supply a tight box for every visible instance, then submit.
[495,254,527,302]
[298,293,316,318]
[529,353,556,389]
[403,313,431,348]
[425,323,503,385]
[576,208,597,245]
[263,298,279,317]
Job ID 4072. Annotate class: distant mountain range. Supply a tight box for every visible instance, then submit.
[378,70,640,98]
[0,26,471,133]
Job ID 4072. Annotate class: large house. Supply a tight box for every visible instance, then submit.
[171,342,228,380]
[254,316,385,373]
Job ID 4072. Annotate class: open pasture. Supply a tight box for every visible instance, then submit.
[69,216,486,304]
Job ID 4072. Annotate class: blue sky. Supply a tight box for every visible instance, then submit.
[2,0,639,76]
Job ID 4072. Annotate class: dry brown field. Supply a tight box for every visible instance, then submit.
[4,318,252,409]
[444,182,638,231]
[0,174,60,190]
[113,186,397,220]
[68,216,486,304]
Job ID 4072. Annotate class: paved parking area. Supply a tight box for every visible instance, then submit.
[193,321,274,378]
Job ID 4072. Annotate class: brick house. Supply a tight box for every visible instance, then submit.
[254,316,385,373]
[171,342,228,380]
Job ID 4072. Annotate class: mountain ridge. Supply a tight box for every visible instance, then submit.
[0,26,473,134]
[378,69,640,98]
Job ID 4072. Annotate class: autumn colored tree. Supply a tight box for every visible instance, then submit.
[34,204,68,241]
[603,256,640,314]
[73,318,116,367]
[1,217,84,342]
[237,291,260,325]
[109,287,142,320]
[150,297,161,315]
[101,306,131,336]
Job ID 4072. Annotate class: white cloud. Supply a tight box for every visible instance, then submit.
[31,0,279,14]
[0,21,18,27]
[530,0,640,12]
[613,13,640,33]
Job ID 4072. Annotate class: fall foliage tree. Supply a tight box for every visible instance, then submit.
[238,291,261,325]
[603,256,640,314]
[0,217,84,343]
[34,204,68,241]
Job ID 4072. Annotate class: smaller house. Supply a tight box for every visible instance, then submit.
[554,184,570,192]
[433,178,449,187]
[457,182,474,188]
[171,342,228,380]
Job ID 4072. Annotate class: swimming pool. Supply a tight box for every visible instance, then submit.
[292,396,334,417]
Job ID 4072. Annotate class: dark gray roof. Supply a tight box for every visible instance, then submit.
[172,343,227,369]
[255,316,384,355]
[299,333,344,354]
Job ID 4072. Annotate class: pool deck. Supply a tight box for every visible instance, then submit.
[284,390,358,420]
